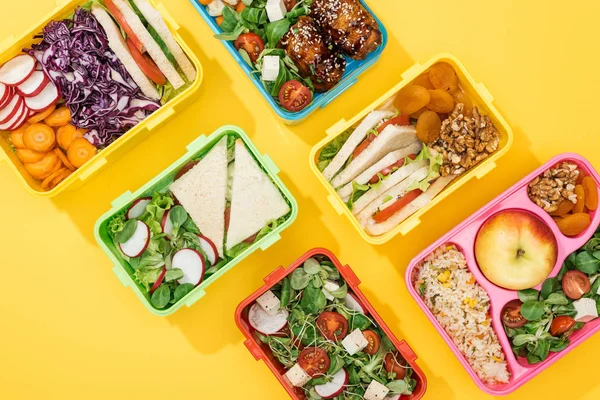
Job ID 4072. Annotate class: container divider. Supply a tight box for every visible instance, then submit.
[401,63,423,80]
[397,341,418,363]
[475,160,497,179]
[145,107,175,131]
[78,156,107,181]
[326,118,348,137]
[263,266,286,286]
[112,266,131,288]
[400,217,421,235]
[476,82,494,103]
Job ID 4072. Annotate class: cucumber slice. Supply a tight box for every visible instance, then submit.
[127,0,177,66]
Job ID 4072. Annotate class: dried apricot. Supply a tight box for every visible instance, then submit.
[452,91,473,115]
[416,111,442,143]
[550,199,575,217]
[582,176,598,211]
[557,213,591,237]
[411,107,427,119]
[573,185,585,213]
[576,169,586,184]
[429,63,458,92]
[394,85,431,115]
[426,90,455,113]
[412,73,435,90]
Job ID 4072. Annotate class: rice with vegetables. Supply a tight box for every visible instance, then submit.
[415,244,510,384]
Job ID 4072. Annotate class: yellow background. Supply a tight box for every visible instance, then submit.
[1,0,599,399]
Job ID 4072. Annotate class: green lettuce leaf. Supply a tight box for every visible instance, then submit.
[225,215,288,258]
[318,129,353,172]
[406,146,443,192]
[134,267,164,292]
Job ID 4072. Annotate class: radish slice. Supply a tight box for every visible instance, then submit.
[0,54,36,86]
[150,267,167,294]
[314,368,348,399]
[248,303,289,335]
[345,293,366,315]
[127,197,152,220]
[119,220,150,258]
[0,94,22,124]
[172,248,205,286]
[3,102,28,131]
[161,209,174,236]
[0,83,9,107]
[17,71,49,97]
[198,235,218,266]
[24,81,58,111]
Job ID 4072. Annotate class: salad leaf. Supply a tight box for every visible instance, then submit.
[225,215,288,258]
[108,213,126,236]
[520,301,545,321]
[318,129,353,172]
[300,284,326,314]
[575,251,600,274]
[134,267,163,292]
[280,277,294,307]
[142,192,175,234]
[151,284,171,309]
[165,268,184,282]
[540,277,559,299]
[405,146,443,192]
[291,268,310,290]
[518,288,540,303]
[265,19,291,48]
[173,283,195,303]
[114,219,138,243]
[545,292,569,305]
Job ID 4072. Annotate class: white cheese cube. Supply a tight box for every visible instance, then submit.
[573,297,598,322]
[261,56,280,81]
[342,328,368,355]
[266,0,287,22]
[284,363,311,387]
[207,0,225,17]
[364,380,390,400]
[256,290,281,316]
[322,280,340,301]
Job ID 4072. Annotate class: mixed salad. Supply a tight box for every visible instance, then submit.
[247,255,417,399]
[502,224,600,364]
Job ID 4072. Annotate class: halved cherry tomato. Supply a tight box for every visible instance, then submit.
[377,114,411,134]
[353,133,376,159]
[126,39,167,85]
[278,80,312,112]
[373,189,422,223]
[501,299,527,329]
[384,353,407,380]
[105,0,144,53]
[550,315,576,336]
[369,154,417,184]
[562,270,591,299]
[234,33,265,63]
[316,311,349,341]
[298,347,330,377]
[174,160,199,181]
[362,330,380,355]
[283,0,297,11]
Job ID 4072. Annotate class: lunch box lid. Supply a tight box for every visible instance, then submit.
[309,53,514,245]
[0,0,203,198]
[94,125,298,316]
[189,0,387,124]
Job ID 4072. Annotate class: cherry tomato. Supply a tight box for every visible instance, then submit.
[174,160,199,181]
[234,33,265,63]
[369,154,417,184]
[278,80,312,112]
[352,133,376,159]
[377,114,411,134]
[501,299,527,329]
[562,270,591,300]
[384,353,407,380]
[105,0,144,53]
[126,39,167,86]
[550,315,576,336]
[373,189,422,223]
[284,0,297,11]
[362,330,380,355]
[316,311,349,341]
[298,347,330,377]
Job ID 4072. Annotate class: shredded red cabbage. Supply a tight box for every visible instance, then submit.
[28,8,160,148]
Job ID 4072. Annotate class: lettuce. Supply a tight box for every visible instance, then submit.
[141,192,175,235]
[346,181,370,210]
[134,267,164,292]
[317,129,353,172]
[225,215,288,258]
[406,146,444,192]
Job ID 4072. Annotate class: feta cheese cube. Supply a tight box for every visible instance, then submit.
[322,280,340,301]
[284,363,311,387]
[342,328,368,355]
[256,290,281,316]
[261,56,280,82]
[364,380,390,400]
[266,0,287,22]
[207,0,225,17]
[573,297,598,322]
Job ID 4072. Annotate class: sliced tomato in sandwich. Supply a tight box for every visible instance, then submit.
[377,114,410,133]
[373,189,422,223]
[126,38,167,85]
[105,0,145,54]
[369,154,417,184]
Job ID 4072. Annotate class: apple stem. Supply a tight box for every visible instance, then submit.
[517,249,526,257]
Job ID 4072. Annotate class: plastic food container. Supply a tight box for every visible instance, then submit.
[309,54,513,245]
[0,0,203,197]
[235,247,428,399]
[95,125,297,316]
[405,153,600,395]
[190,0,387,124]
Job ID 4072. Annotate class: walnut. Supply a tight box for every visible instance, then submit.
[527,162,579,213]
[431,104,500,176]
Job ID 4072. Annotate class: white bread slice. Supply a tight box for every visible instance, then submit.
[337,141,423,202]
[131,0,196,82]
[331,124,419,188]
[363,175,455,236]
[226,140,290,250]
[169,137,228,258]
[322,110,393,181]
[351,160,428,214]
[112,0,185,89]
[92,5,160,100]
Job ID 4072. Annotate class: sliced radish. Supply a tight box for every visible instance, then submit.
[0,83,9,107]
[345,293,366,315]
[172,248,205,286]
[161,209,174,236]
[198,235,218,266]
[150,267,167,294]
[248,303,289,335]
[0,54,36,86]
[314,368,348,399]
[24,81,58,112]
[3,102,28,131]
[119,220,150,258]
[0,94,22,124]
[17,71,49,97]
[127,197,152,220]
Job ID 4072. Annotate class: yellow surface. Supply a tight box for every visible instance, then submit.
[1,0,599,399]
